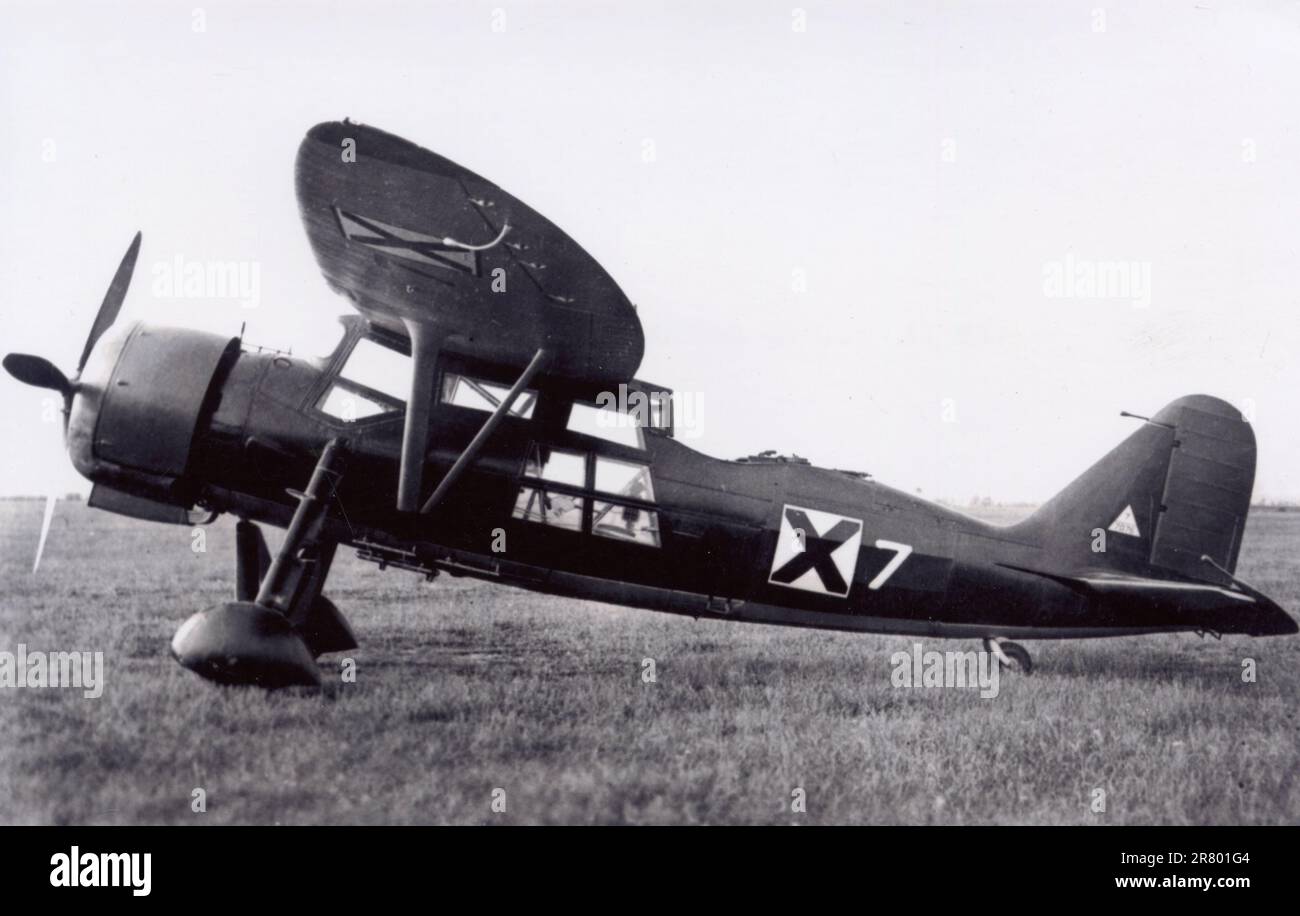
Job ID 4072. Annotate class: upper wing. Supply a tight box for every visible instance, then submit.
[295,120,644,384]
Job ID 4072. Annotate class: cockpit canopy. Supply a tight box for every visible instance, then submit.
[312,315,675,438]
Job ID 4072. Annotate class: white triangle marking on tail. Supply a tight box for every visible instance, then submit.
[1108,504,1141,537]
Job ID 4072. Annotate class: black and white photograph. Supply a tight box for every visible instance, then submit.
[0,0,1296,887]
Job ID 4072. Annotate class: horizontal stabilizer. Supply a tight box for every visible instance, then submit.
[999,563,1255,612]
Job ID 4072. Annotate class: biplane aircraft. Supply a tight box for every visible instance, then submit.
[5,120,1295,687]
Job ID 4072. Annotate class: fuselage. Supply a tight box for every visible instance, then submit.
[68,320,1294,641]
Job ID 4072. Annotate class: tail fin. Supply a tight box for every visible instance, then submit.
[1018,395,1255,582]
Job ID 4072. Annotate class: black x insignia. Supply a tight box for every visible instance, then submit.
[770,508,861,595]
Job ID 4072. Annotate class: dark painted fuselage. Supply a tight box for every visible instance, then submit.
[68,319,1298,643]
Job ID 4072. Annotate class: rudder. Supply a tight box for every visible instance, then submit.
[1018,395,1255,582]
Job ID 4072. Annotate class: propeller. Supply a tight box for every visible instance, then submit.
[1,354,71,396]
[79,231,141,372]
[3,231,141,401]
[2,232,142,575]
[33,494,57,574]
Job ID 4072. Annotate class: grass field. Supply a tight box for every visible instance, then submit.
[1,498,1296,825]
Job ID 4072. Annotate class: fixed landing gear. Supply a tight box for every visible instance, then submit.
[983,636,1033,675]
[171,439,357,688]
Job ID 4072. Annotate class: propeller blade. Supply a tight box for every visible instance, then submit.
[33,494,57,574]
[78,231,142,372]
[2,353,71,396]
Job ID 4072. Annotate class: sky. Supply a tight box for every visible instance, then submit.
[2,0,1298,504]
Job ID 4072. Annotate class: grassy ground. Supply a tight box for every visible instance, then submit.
[0,499,1296,825]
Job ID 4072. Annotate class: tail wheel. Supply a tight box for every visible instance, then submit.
[1000,641,1033,675]
[983,637,1034,675]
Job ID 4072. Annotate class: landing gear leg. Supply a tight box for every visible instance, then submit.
[983,636,1033,675]
[171,439,356,688]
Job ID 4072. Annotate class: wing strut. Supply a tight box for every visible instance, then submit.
[397,321,442,512]
[420,347,549,514]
